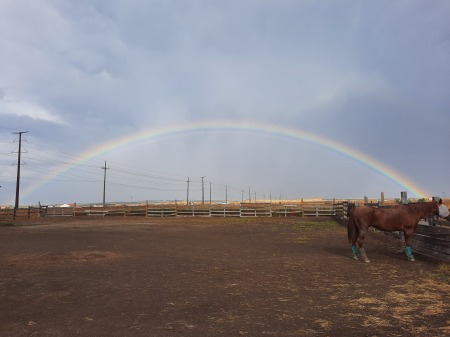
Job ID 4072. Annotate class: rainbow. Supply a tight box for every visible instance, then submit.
[21,120,429,200]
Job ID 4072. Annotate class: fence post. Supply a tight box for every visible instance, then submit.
[146,201,148,219]
[301,199,304,218]
[401,191,408,204]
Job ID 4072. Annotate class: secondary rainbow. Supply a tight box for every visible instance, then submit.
[21,120,429,200]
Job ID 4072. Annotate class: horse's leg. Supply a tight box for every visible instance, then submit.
[349,214,360,260]
[351,244,359,260]
[350,228,359,260]
[397,231,406,253]
[403,230,415,261]
[357,228,370,263]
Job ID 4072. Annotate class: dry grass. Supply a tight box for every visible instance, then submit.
[432,263,450,283]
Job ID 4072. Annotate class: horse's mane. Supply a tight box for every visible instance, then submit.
[406,201,438,217]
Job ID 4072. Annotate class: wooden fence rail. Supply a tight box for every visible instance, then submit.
[1,202,340,220]
[412,223,450,262]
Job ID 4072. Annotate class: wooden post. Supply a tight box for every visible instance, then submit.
[301,198,304,218]
[146,200,148,219]
[380,192,384,206]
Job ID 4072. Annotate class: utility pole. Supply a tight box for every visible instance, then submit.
[209,182,212,204]
[186,177,190,205]
[201,176,205,204]
[241,189,244,202]
[101,161,109,206]
[248,186,251,203]
[13,131,28,214]
[225,185,228,204]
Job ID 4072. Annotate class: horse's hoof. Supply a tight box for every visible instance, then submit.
[352,255,359,261]
[408,256,415,262]
[364,259,370,263]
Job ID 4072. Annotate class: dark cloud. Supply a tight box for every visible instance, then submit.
[0,0,449,204]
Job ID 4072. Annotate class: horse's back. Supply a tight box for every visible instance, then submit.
[351,205,375,224]
[371,204,421,231]
[352,205,405,231]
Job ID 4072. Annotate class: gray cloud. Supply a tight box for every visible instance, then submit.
[0,0,449,205]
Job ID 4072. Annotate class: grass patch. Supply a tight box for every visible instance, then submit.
[0,222,15,227]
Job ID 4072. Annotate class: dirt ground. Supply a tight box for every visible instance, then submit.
[0,217,449,337]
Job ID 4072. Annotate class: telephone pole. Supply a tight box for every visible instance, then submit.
[186,177,190,205]
[13,131,28,213]
[101,161,109,206]
[201,176,205,204]
[225,185,228,204]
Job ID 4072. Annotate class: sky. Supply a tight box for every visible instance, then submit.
[0,0,449,206]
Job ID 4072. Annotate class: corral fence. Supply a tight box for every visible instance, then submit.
[412,222,450,262]
[3,200,448,262]
[1,201,344,220]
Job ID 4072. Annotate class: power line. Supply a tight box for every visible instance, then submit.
[3,137,270,203]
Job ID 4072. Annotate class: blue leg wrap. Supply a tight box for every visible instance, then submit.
[351,245,359,256]
[405,246,412,257]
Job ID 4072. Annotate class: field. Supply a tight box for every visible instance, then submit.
[1,217,449,336]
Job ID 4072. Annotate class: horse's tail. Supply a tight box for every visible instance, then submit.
[347,212,359,244]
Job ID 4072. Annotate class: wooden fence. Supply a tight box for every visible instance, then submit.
[1,202,341,220]
[412,223,450,262]
[2,201,449,262]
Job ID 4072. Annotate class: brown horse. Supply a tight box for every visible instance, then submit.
[348,201,440,262]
